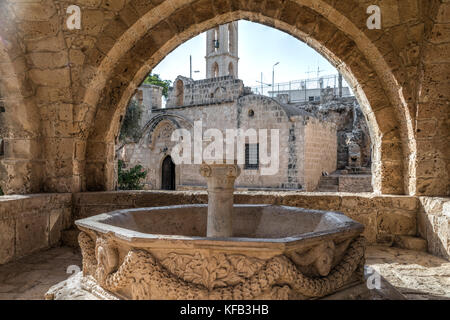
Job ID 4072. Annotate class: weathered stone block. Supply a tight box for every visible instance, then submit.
[29,68,71,88]
[36,86,72,103]
[118,3,139,27]
[102,15,129,39]
[380,161,404,195]
[394,235,427,252]
[147,20,176,48]
[74,191,136,206]
[18,16,60,39]
[75,0,102,7]
[281,194,341,211]
[429,215,449,260]
[12,2,57,21]
[345,211,377,243]
[4,139,41,160]
[130,0,157,16]
[102,0,126,11]
[69,49,85,66]
[15,211,49,258]
[377,209,416,236]
[379,196,418,211]
[423,43,450,63]
[0,218,15,264]
[78,10,105,35]
[419,197,450,260]
[49,209,63,246]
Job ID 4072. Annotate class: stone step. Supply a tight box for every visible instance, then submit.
[317,185,339,192]
[319,181,339,187]
[393,236,428,252]
[318,176,339,186]
[320,176,339,182]
[317,175,339,192]
[61,228,80,248]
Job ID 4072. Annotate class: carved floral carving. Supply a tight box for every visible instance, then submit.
[78,232,366,300]
[199,164,212,178]
[161,252,265,290]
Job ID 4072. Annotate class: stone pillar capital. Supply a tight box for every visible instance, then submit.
[200,162,241,190]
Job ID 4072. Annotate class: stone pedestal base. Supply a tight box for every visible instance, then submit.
[46,273,372,300]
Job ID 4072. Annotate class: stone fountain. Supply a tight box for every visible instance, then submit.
[47,162,365,300]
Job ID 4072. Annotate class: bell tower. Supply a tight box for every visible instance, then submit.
[205,22,239,78]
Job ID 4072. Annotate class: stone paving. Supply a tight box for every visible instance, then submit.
[366,246,450,300]
[0,245,448,300]
[0,247,81,300]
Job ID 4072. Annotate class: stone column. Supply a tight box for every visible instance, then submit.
[200,162,240,237]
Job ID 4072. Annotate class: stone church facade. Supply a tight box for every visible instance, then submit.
[119,23,372,192]
[121,84,337,191]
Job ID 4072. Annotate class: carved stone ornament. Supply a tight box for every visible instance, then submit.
[78,232,365,300]
[199,164,212,178]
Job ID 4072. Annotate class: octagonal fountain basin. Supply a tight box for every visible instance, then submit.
[75,204,366,300]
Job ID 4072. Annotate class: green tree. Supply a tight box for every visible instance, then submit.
[0,186,4,196]
[119,99,142,144]
[117,160,148,190]
[143,73,172,98]
[118,74,171,147]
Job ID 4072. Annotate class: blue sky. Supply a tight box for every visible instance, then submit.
[152,20,339,89]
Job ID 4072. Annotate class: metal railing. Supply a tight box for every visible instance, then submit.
[249,74,354,102]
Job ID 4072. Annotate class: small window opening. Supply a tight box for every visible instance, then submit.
[245,143,259,170]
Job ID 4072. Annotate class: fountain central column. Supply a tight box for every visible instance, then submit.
[200,162,241,237]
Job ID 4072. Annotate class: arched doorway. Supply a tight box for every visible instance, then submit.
[161,155,175,190]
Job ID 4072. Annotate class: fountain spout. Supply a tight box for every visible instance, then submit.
[200,161,241,237]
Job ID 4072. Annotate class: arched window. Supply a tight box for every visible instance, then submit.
[212,62,219,78]
[228,62,234,76]
[175,79,184,106]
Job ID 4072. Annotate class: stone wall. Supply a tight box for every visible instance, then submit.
[0,194,72,265]
[418,197,450,260]
[166,76,244,108]
[294,97,371,170]
[72,191,419,246]
[135,84,163,127]
[236,95,306,189]
[339,175,373,193]
[303,118,337,190]
[2,191,448,264]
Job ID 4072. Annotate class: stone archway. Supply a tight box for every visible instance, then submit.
[33,0,435,197]
[0,0,446,197]
[0,24,42,194]
[161,155,176,190]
